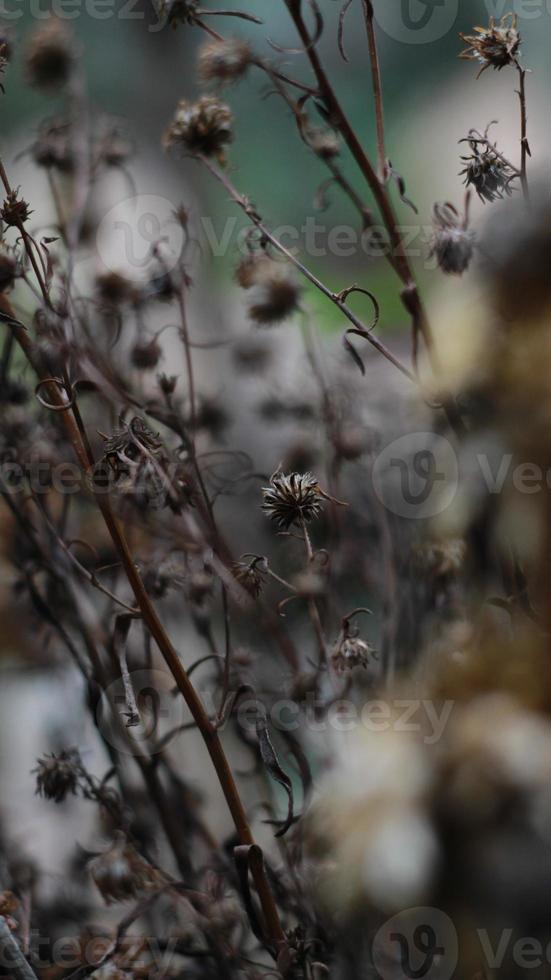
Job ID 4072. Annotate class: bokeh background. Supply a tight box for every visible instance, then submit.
[1,0,550,898]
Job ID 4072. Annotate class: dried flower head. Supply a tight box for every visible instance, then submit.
[24,18,76,91]
[429,201,475,275]
[0,31,12,90]
[130,338,162,370]
[158,372,177,396]
[332,636,375,674]
[34,749,81,803]
[460,134,518,203]
[96,271,135,308]
[163,96,233,162]
[156,0,199,28]
[239,255,301,325]
[31,118,74,174]
[262,471,324,529]
[88,833,161,904]
[99,128,133,168]
[232,557,266,598]
[198,38,253,88]
[460,14,520,76]
[1,190,32,227]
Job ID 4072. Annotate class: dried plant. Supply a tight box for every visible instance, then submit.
[0,5,547,980]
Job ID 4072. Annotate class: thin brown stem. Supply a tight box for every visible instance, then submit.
[516,62,530,200]
[0,292,286,955]
[197,154,416,383]
[361,0,387,181]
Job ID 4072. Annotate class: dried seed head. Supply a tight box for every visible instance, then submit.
[96,271,135,308]
[99,128,133,168]
[88,834,161,905]
[0,31,12,64]
[0,31,12,87]
[1,190,32,227]
[192,396,230,439]
[32,118,74,174]
[158,372,177,396]
[163,96,233,162]
[157,0,199,27]
[262,471,324,529]
[460,140,517,203]
[24,18,76,91]
[331,636,375,674]
[232,335,272,373]
[130,338,162,370]
[34,749,80,803]
[460,14,520,76]
[232,558,265,598]
[197,38,253,88]
[429,202,475,275]
[305,126,340,160]
[239,256,301,325]
[0,249,16,292]
[414,537,466,577]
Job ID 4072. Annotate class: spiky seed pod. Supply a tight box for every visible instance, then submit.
[232,559,265,598]
[88,834,161,905]
[460,14,520,76]
[24,18,76,91]
[262,471,324,530]
[243,257,301,325]
[33,749,80,803]
[331,636,375,674]
[460,143,517,203]
[0,251,16,292]
[130,339,162,370]
[32,119,74,174]
[197,38,253,88]
[429,202,475,275]
[1,191,32,227]
[163,96,233,162]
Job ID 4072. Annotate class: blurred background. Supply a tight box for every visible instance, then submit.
[1,0,550,915]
